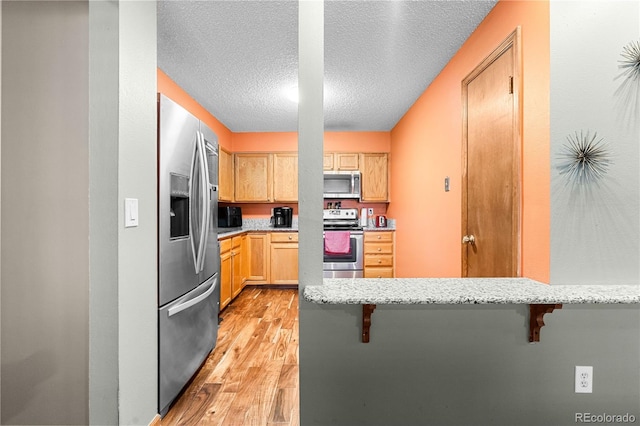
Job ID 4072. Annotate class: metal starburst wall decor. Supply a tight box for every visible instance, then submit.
[619,40,640,81]
[614,40,640,124]
[557,131,612,184]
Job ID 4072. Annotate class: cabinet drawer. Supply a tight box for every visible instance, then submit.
[220,238,232,253]
[364,254,393,267]
[270,232,298,243]
[364,232,394,243]
[231,235,242,249]
[364,242,393,255]
[364,267,394,278]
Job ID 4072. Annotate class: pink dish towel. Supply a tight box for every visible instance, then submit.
[324,231,351,255]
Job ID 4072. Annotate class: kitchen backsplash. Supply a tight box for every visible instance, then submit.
[238,216,395,230]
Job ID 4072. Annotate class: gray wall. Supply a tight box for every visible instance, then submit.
[115,2,158,424]
[1,1,158,425]
[1,2,90,424]
[298,2,640,425]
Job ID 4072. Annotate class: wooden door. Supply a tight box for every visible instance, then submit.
[462,30,521,277]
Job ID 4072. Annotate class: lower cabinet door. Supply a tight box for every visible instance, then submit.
[270,242,299,284]
[220,250,232,309]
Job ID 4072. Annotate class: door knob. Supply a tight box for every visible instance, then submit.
[462,235,475,245]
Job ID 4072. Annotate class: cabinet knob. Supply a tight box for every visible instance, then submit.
[377,259,382,264]
[377,235,381,239]
[377,275,382,278]
[377,247,381,251]
[288,235,292,240]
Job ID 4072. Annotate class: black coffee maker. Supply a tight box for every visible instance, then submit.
[272,206,293,228]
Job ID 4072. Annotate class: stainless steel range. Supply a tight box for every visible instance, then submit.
[323,208,364,278]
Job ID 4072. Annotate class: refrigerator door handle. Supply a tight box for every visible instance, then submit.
[167,275,218,317]
[195,131,210,273]
[188,133,199,274]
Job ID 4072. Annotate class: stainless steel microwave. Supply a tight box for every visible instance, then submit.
[323,171,361,199]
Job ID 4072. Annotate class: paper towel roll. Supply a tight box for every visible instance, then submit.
[360,207,368,226]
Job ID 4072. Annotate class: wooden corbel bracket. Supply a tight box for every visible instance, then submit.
[529,304,562,343]
[362,304,377,343]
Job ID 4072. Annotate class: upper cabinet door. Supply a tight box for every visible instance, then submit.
[323,153,359,171]
[360,153,389,202]
[334,153,359,171]
[273,153,298,202]
[218,148,234,202]
[323,153,334,171]
[234,153,273,202]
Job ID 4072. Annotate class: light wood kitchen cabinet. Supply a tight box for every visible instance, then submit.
[240,233,248,290]
[273,153,298,202]
[220,238,233,310]
[231,236,243,298]
[234,153,273,202]
[246,232,270,284]
[323,152,359,171]
[364,231,394,278]
[218,148,234,202]
[360,153,389,202]
[269,232,299,285]
[220,235,246,310]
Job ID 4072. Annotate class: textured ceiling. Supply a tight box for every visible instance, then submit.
[157,0,497,132]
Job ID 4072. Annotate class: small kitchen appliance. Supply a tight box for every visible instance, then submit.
[323,170,361,199]
[375,215,387,228]
[218,206,242,228]
[360,207,368,227]
[272,206,293,228]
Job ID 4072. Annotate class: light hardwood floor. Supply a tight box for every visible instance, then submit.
[160,287,300,426]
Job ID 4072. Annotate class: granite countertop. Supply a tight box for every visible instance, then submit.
[217,218,299,239]
[303,278,640,305]
[218,218,396,239]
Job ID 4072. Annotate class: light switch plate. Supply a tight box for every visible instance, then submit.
[125,198,139,228]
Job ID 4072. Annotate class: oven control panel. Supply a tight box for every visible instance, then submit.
[323,208,358,220]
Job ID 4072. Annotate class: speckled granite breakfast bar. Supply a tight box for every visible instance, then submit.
[303,278,640,305]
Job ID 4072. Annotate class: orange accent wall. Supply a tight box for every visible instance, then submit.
[232,131,390,153]
[388,0,550,282]
[157,69,233,151]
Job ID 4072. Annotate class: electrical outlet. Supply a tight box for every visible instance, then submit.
[575,366,593,393]
[368,208,374,216]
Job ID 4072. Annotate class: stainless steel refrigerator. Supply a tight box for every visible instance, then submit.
[157,94,220,416]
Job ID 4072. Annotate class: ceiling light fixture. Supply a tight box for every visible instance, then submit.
[285,86,298,103]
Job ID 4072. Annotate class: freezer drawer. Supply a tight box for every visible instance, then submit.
[159,273,219,416]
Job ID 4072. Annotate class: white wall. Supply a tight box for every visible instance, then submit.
[550,0,640,285]
[298,2,640,425]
